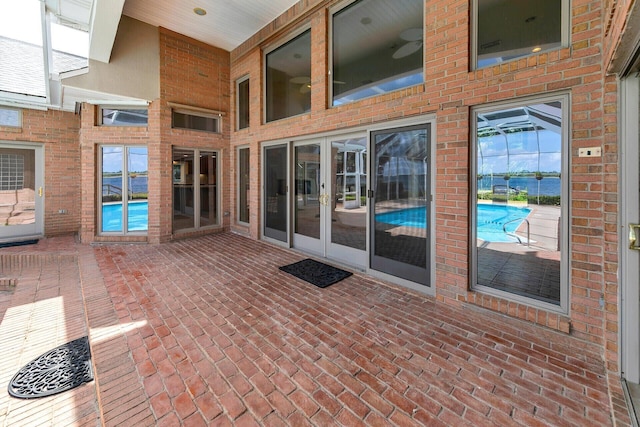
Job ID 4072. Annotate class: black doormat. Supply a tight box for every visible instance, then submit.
[279,258,352,288]
[0,239,38,249]
[8,336,93,399]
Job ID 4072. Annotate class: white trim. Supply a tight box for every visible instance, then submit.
[620,76,640,383]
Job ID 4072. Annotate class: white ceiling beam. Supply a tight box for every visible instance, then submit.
[89,0,125,63]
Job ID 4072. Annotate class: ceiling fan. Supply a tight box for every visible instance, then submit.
[393,28,423,59]
[290,76,346,93]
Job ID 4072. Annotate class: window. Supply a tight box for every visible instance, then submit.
[100,146,148,234]
[173,148,219,231]
[237,77,250,130]
[0,153,24,190]
[472,96,567,311]
[0,107,21,127]
[265,30,311,122]
[331,0,424,106]
[474,0,567,69]
[238,147,250,224]
[172,110,220,133]
[101,108,148,126]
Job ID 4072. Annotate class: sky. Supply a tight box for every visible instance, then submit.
[0,0,88,57]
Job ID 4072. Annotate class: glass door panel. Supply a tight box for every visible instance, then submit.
[371,125,430,285]
[294,144,321,240]
[264,145,288,242]
[0,145,42,239]
[101,147,124,232]
[199,152,217,227]
[127,147,148,232]
[173,149,195,231]
[330,137,367,254]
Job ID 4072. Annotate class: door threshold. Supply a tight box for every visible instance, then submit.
[0,236,41,248]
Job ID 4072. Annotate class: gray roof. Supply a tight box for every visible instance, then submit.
[0,36,87,98]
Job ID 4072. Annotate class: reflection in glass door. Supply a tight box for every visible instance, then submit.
[371,125,430,285]
[0,144,43,240]
[101,146,148,234]
[292,137,367,268]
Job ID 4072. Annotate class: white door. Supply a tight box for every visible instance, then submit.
[0,143,44,241]
[293,135,367,268]
[622,76,640,384]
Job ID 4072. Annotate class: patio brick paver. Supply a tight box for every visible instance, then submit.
[0,233,629,426]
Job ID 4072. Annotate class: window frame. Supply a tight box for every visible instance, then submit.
[172,108,221,134]
[0,107,22,128]
[237,146,250,225]
[263,26,312,124]
[329,0,425,107]
[470,93,570,314]
[99,106,149,127]
[471,0,570,70]
[236,75,250,130]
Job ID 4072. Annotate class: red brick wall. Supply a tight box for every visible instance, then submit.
[0,109,81,236]
[229,0,613,347]
[158,28,231,242]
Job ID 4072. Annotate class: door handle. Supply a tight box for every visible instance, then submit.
[629,224,640,250]
[319,193,329,206]
[38,187,43,197]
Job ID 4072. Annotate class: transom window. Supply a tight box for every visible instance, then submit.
[100,108,148,126]
[265,30,311,122]
[472,96,568,312]
[331,0,424,106]
[474,0,568,69]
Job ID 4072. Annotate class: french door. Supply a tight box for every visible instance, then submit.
[0,143,44,241]
[292,135,367,268]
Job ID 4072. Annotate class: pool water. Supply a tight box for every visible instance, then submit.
[102,201,148,232]
[375,204,531,242]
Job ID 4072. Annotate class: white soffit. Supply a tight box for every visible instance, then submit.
[122,0,299,52]
[89,0,125,62]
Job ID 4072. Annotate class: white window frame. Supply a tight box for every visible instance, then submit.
[470,93,570,314]
[471,0,571,70]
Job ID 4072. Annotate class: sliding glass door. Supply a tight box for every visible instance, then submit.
[370,124,430,285]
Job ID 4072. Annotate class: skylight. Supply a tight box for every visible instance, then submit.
[0,0,88,107]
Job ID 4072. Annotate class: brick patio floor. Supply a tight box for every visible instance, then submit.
[0,233,633,426]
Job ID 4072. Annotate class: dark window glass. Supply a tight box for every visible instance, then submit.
[332,0,423,106]
[266,30,311,122]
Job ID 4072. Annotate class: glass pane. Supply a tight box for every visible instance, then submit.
[127,147,148,232]
[332,0,423,106]
[475,101,563,305]
[238,148,250,223]
[238,78,250,129]
[172,112,218,132]
[372,126,428,270]
[102,147,123,232]
[477,0,562,68]
[266,31,311,122]
[173,148,195,231]
[331,137,366,250]
[0,148,35,226]
[102,109,148,126]
[294,145,321,239]
[198,152,217,227]
[264,145,288,241]
[0,0,46,98]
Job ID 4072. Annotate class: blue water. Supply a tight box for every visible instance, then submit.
[102,176,148,195]
[478,176,560,196]
[102,201,148,232]
[375,205,531,242]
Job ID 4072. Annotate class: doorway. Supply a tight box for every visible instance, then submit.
[292,135,367,268]
[0,143,43,241]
